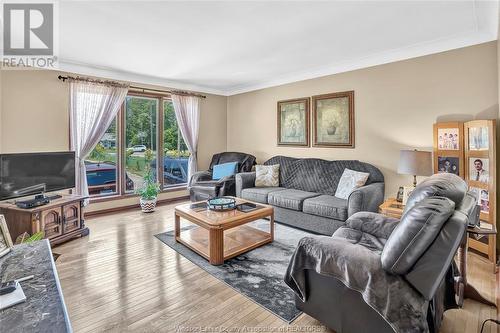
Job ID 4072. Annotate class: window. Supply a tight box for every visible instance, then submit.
[163,100,190,188]
[84,118,118,196]
[84,93,189,198]
[125,96,158,192]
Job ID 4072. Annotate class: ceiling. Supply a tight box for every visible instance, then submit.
[58,1,499,96]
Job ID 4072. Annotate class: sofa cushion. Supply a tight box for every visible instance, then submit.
[241,187,286,204]
[334,168,370,199]
[255,164,280,187]
[303,195,348,221]
[212,161,238,180]
[268,189,320,211]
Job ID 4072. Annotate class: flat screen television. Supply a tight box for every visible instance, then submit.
[0,152,76,201]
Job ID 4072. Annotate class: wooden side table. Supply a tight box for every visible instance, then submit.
[378,198,404,219]
[468,225,497,267]
[456,224,497,307]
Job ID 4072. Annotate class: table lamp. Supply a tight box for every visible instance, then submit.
[398,149,433,187]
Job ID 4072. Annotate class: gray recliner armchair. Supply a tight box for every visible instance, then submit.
[285,173,477,333]
[189,152,256,201]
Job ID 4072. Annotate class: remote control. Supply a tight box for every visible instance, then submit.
[0,281,17,295]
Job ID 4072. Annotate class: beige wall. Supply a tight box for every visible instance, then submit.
[1,69,70,153]
[497,20,500,248]
[227,42,499,198]
[0,67,2,152]
[0,69,227,211]
[1,42,498,212]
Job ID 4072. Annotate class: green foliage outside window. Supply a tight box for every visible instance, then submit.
[126,97,157,148]
[165,149,190,158]
[163,100,188,153]
[135,148,160,199]
[88,143,107,163]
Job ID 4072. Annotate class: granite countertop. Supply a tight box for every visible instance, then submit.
[0,239,72,333]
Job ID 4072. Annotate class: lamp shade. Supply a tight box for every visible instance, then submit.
[398,150,433,176]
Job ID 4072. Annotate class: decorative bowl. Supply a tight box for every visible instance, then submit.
[207,197,236,211]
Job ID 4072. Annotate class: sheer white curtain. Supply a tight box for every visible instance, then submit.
[69,79,128,202]
[171,94,201,181]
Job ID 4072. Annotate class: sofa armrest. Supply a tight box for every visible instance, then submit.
[189,170,212,187]
[235,172,256,197]
[344,211,399,240]
[347,182,385,217]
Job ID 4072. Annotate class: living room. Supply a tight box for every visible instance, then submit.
[0,1,499,333]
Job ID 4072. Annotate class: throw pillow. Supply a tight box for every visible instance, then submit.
[334,168,370,199]
[212,162,239,180]
[255,164,280,187]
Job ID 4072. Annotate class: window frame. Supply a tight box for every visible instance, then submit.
[122,93,160,194]
[86,91,188,203]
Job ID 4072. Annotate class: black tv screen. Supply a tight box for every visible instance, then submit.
[0,152,76,201]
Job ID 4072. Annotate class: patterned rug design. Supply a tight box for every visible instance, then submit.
[155,220,312,322]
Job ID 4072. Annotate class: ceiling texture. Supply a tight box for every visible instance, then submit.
[58,1,499,96]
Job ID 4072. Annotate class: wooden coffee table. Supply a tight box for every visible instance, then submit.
[174,197,274,265]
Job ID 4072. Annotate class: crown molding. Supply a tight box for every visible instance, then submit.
[55,59,228,96]
[225,30,497,96]
[55,20,497,98]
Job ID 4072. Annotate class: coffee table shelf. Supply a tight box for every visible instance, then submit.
[178,225,272,262]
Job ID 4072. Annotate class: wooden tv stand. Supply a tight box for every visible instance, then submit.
[0,194,89,246]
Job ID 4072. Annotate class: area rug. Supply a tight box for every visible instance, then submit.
[154,220,312,323]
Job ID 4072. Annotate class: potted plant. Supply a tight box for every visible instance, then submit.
[136,173,161,213]
[136,149,161,213]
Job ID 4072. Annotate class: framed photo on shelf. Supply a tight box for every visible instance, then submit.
[312,91,354,148]
[437,128,459,150]
[437,156,459,175]
[277,97,310,146]
[0,215,13,258]
[469,157,489,183]
[468,126,489,151]
[433,122,464,178]
[396,186,404,202]
[469,187,490,214]
[480,189,490,214]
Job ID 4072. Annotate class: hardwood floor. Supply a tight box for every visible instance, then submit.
[54,201,498,333]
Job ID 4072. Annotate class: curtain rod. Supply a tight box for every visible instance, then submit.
[57,75,207,98]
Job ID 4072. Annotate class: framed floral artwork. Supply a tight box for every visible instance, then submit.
[277,97,310,146]
[312,91,354,148]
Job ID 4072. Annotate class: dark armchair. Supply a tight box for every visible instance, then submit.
[189,152,256,201]
[285,173,477,333]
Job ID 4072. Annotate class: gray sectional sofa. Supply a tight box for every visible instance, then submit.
[235,156,385,235]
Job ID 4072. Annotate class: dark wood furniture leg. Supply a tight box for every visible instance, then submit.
[456,238,496,307]
[174,213,180,239]
[270,212,275,242]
